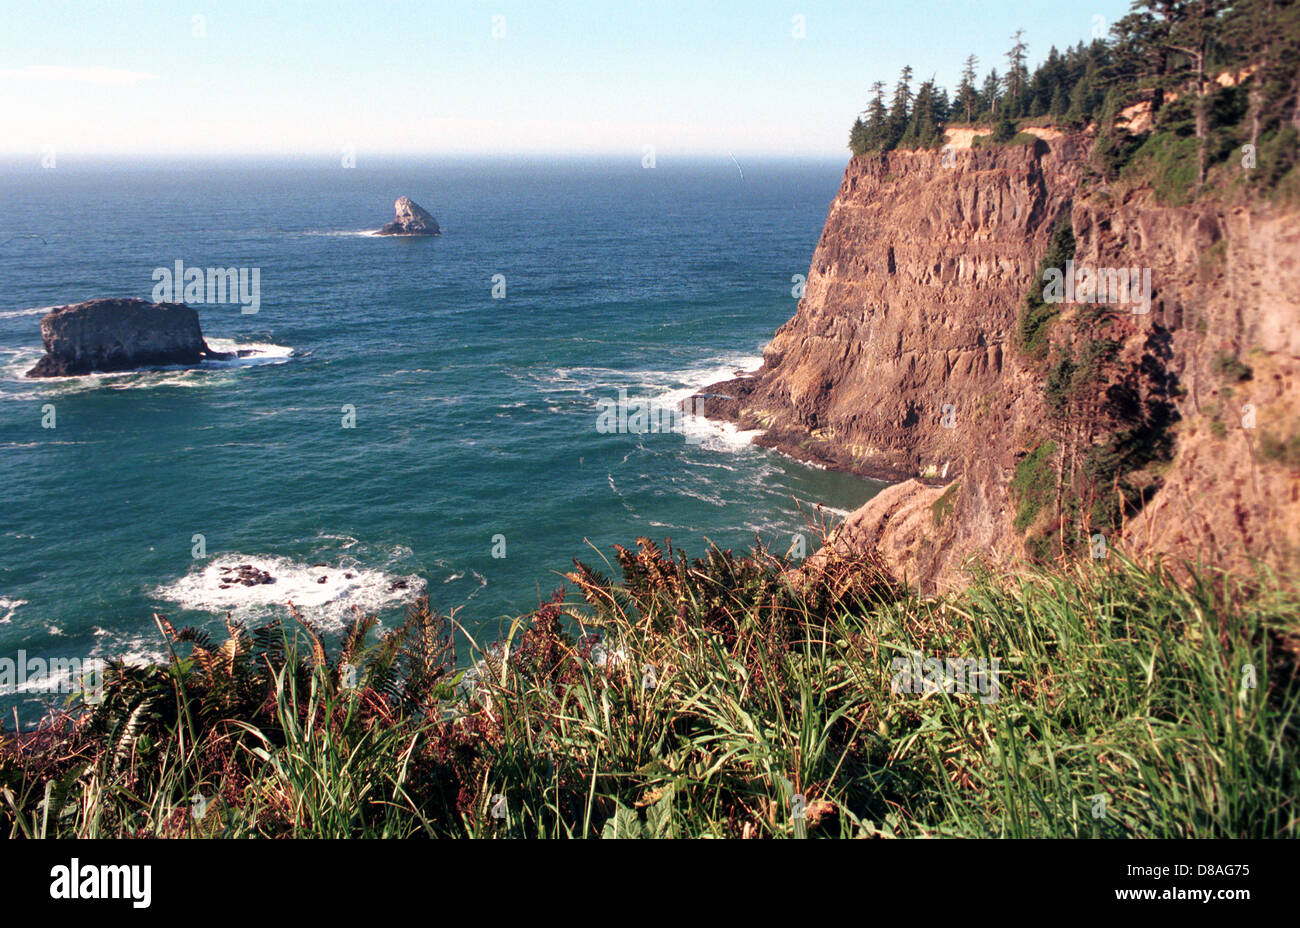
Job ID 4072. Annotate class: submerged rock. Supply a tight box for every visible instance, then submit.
[377,196,440,236]
[25,298,231,378]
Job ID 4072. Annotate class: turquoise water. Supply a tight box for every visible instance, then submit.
[0,155,882,719]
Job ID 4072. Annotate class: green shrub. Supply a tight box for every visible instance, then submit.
[1254,126,1300,194]
[1017,213,1076,359]
[1124,132,1201,205]
[1213,352,1253,382]
[931,481,961,527]
[1261,431,1300,469]
[1011,441,1058,533]
[972,130,1038,149]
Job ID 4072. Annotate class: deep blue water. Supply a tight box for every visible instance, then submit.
[0,155,882,719]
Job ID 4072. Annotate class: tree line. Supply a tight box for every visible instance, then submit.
[849,0,1300,159]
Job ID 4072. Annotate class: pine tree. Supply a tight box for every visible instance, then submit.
[980,68,1003,121]
[849,117,868,155]
[1065,55,1105,127]
[956,54,980,123]
[904,79,947,147]
[866,80,888,141]
[1222,0,1300,151]
[886,66,914,149]
[1156,0,1227,187]
[1050,84,1070,116]
[932,85,952,131]
[851,81,890,155]
[1005,29,1030,115]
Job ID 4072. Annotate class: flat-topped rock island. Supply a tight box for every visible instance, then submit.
[25,297,233,378]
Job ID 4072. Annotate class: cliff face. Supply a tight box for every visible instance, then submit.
[1079,192,1300,576]
[701,138,1300,588]
[702,137,1087,481]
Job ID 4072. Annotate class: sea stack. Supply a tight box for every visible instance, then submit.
[25,297,232,378]
[377,196,440,236]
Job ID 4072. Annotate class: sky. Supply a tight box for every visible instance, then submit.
[0,0,1135,158]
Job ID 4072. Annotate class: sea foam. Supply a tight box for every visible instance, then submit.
[154,553,425,631]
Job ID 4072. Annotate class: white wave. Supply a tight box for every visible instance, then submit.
[678,416,765,452]
[315,533,360,551]
[5,663,89,697]
[550,354,764,397]
[153,553,426,631]
[0,341,293,397]
[0,304,59,320]
[673,354,764,392]
[300,229,384,237]
[202,340,294,368]
[577,353,765,454]
[91,628,167,668]
[0,597,26,624]
[652,359,764,453]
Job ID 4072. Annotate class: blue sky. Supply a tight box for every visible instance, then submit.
[0,0,1134,157]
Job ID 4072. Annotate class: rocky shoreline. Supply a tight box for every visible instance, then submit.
[693,375,922,484]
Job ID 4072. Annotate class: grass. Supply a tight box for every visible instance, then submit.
[1,539,1297,839]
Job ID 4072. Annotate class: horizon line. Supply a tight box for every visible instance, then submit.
[0,149,851,162]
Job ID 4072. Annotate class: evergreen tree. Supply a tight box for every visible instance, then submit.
[1004,29,1031,115]
[841,4,1299,192]
[980,68,1003,121]
[1221,0,1300,151]
[866,79,888,135]
[886,66,914,149]
[904,79,948,147]
[1138,0,1227,186]
[849,117,868,155]
[932,85,952,130]
[956,54,980,123]
[1065,55,1105,127]
[850,81,890,154]
[1050,84,1070,116]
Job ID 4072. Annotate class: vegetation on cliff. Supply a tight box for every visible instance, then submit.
[1017,212,1077,360]
[3,539,1296,838]
[850,0,1300,204]
[990,1,1300,563]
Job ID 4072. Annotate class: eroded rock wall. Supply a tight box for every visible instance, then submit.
[702,137,1300,588]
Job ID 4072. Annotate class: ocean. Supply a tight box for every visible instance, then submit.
[0,154,883,720]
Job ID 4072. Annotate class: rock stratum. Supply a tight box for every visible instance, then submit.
[26,298,231,378]
[699,136,1300,589]
[377,196,440,236]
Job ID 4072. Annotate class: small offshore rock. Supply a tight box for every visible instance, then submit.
[376,196,440,236]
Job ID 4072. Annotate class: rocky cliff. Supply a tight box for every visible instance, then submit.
[700,136,1300,589]
[26,298,229,377]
